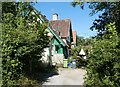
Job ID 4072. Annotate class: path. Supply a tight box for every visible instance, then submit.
[42,68,86,85]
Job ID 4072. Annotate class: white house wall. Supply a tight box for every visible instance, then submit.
[41,44,65,66]
[52,54,64,66]
[51,44,64,65]
[40,48,49,67]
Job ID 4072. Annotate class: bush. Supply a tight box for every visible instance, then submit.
[84,23,120,87]
[2,3,49,86]
[70,46,88,68]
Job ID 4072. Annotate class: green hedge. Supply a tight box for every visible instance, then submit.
[2,3,49,86]
[84,23,120,87]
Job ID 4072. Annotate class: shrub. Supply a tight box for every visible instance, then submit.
[84,23,120,87]
[2,3,49,86]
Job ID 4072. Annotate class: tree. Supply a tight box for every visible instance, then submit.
[72,1,120,86]
[76,36,85,46]
[77,35,93,46]
[72,2,120,37]
[2,2,49,86]
[85,23,120,86]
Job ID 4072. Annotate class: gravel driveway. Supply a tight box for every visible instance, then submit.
[42,68,86,85]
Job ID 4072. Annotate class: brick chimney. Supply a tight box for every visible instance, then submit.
[72,30,77,44]
[52,13,58,20]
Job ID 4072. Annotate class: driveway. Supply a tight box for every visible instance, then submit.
[42,68,86,85]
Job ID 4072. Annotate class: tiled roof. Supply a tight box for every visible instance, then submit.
[49,24,68,46]
[30,5,67,46]
[50,19,71,37]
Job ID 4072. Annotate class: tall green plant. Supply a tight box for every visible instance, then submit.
[84,23,120,87]
[2,2,49,86]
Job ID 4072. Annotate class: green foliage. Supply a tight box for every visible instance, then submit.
[70,46,89,68]
[84,23,120,87]
[71,47,81,67]
[72,1,84,9]
[76,36,85,46]
[18,76,41,87]
[77,36,93,46]
[72,2,120,36]
[72,2,120,86]
[72,35,93,68]
[2,2,49,86]
[2,2,17,16]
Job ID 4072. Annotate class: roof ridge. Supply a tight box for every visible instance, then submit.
[50,18,71,22]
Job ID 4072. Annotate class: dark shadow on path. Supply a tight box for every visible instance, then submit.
[38,66,59,84]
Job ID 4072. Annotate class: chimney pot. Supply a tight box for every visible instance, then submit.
[52,13,58,20]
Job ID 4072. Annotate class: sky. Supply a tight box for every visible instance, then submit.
[33,2,102,38]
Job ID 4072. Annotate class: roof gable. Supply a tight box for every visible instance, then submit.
[29,5,66,47]
[50,19,71,37]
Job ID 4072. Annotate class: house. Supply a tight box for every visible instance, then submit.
[50,13,73,57]
[42,24,68,66]
[25,6,73,66]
